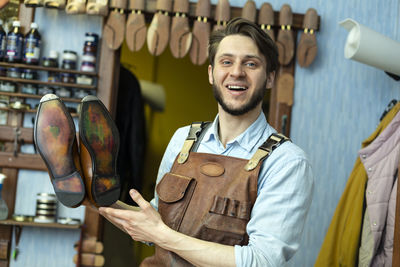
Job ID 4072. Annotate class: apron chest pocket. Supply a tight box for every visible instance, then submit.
[156,173,196,230]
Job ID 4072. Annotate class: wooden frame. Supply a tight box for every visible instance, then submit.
[0,3,119,266]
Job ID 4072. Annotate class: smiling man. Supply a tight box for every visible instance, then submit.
[99,18,314,267]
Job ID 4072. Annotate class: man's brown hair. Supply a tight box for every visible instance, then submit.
[208,17,278,75]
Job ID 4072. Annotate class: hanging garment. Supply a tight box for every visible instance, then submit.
[115,66,146,203]
[315,102,400,267]
[357,110,400,267]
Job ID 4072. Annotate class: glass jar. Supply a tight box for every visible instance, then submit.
[7,68,21,78]
[47,72,60,83]
[62,59,77,70]
[62,50,78,69]
[9,98,30,111]
[81,53,96,64]
[76,75,93,85]
[21,84,38,94]
[60,73,76,83]
[84,32,99,45]
[21,69,38,80]
[62,50,78,61]
[38,86,54,95]
[55,87,71,98]
[81,61,95,72]
[73,89,89,99]
[0,82,16,92]
[42,57,58,68]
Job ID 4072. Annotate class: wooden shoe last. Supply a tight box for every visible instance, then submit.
[44,0,66,9]
[24,0,43,7]
[258,3,275,42]
[241,0,256,23]
[103,0,127,50]
[86,0,109,16]
[66,0,86,14]
[189,0,211,65]
[73,253,105,266]
[125,0,147,52]
[34,94,85,208]
[276,4,294,65]
[296,8,318,67]
[79,96,120,207]
[213,0,230,32]
[74,238,104,254]
[169,0,192,58]
[147,0,173,56]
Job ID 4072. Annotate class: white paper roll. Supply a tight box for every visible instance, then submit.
[339,18,400,76]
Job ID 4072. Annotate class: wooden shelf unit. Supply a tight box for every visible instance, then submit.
[0,220,81,230]
[0,107,78,117]
[0,76,96,90]
[0,61,97,92]
[0,152,46,171]
[0,3,119,266]
[0,62,97,77]
[0,92,82,103]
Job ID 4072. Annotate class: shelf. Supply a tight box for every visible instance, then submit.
[0,126,35,143]
[0,106,36,113]
[0,92,82,103]
[0,77,96,90]
[0,62,98,77]
[0,107,78,117]
[0,152,47,170]
[0,219,81,229]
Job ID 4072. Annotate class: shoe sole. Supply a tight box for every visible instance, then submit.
[34,94,85,207]
[79,95,120,206]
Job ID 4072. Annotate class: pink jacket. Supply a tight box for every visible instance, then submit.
[358,110,400,267]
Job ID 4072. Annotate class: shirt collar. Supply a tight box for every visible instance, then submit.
[203,112,271,152]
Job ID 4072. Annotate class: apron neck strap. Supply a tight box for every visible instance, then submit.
[244,133,290,171]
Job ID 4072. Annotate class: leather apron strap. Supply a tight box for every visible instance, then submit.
[177,121,211,164]
[178,122,290,171]
[245,133,290,171]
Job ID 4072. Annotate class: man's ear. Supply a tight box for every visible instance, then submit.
[208,65,214,85]
[266,71,275,89]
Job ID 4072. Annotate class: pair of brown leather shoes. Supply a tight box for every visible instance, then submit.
[34,94,120,208]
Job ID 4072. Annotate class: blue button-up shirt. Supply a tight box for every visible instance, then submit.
[150,112,314,266]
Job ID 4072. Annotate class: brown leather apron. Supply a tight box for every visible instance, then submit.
[141,123,289,267]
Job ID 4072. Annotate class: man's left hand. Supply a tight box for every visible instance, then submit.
[99,189,169,244]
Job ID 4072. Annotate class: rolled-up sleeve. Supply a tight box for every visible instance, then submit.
[235,156,314,266]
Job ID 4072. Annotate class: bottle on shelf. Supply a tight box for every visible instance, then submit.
[46,50,60,82]
[5,21,23,63]
[23,22,41,65]
[0,20,7,61]
[0,173,9,220]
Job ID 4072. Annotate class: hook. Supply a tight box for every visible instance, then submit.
[12,127,21,157]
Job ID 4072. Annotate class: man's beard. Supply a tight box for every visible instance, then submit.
[212,81,267,116]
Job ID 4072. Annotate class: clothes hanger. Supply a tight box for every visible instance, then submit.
[380,99,398,121]
[385,71,400,81]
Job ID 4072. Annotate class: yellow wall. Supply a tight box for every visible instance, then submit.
[120,40,217,262]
